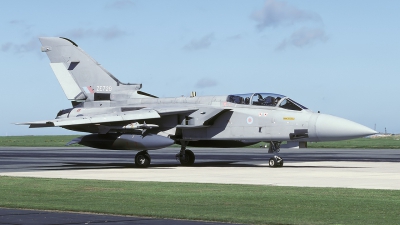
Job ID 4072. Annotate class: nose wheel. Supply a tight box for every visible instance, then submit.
[268,141,284,167]
[269,156,284,167]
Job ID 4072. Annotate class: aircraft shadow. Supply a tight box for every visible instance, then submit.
[35,161,261,170]
[34,161,363,170]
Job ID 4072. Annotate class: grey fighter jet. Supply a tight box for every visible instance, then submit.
[18,37,377,168]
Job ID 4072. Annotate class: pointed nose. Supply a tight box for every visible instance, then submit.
[314,114,377,141]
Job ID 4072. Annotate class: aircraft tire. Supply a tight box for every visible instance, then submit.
[135,151,151,168]
[269,157,283,167]
[269,157,277,167]
[180,149,195,166]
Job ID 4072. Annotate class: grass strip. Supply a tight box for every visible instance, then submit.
[307,136,400,149]
[0,176,399,224]
[0,135,81,147]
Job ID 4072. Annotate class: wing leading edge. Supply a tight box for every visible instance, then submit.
[17,106,203,128]
[17,109,161,128]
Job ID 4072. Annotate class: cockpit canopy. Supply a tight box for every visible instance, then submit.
[226,93,308,111]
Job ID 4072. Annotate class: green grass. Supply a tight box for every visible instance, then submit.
[0,176,399,225]
[247,135,400,149]
[307,135,400,149]
[1,135,400,149]
[0,135,81,147]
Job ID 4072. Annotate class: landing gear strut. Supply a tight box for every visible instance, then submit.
[268,141,283,167]
[176,141,195,166]
[135,150,151,168]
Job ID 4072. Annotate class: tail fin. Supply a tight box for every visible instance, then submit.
[39,37,143,102]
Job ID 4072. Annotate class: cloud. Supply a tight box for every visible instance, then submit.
[15,38,39,53]
[183,33,214,51]
[227,34,242,40]
[106,0,135,10]
[9,20,24,25]
[251,0,320,30]
[1,38,40,53]
[2,26,127,54]
[59,26,127,40]
[1,42,12,52]
[7,20,34,35]
[195,78,218,88]
[275,27,328,51]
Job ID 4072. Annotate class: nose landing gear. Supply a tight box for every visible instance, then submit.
[268,141,284,167]
[269,155,283,167]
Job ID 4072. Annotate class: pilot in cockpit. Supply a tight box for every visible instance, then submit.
[275,97,281,105]
[245,97,250,105]
[264,96,275,106]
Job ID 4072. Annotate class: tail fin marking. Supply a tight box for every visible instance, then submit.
[50,63,86,100]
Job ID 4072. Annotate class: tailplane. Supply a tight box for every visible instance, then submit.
[39,37,151,102]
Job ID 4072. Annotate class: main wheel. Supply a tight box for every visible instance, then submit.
[179,149,195,166]
[135,151,151,168]
[269,157,277,167]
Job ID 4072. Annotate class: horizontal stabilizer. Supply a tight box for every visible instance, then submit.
[15,122,55,128]
[17,109,161,128]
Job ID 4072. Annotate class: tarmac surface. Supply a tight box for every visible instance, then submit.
[1,147,400,189]
[1,147,400,224]
[0,207,235,225]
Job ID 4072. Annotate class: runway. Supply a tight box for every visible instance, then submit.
[0,208,239,225]
[1,147,400,190]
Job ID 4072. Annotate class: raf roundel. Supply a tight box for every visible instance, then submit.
[246,116,254,124]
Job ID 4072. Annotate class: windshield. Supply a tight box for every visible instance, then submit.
[227,93,285,106]
[278,98,307,111]
[226,93,307,110]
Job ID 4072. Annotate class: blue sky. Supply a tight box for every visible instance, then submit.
[1,0,399,135]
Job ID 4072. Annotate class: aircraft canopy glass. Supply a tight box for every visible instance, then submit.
[226,93,308,111]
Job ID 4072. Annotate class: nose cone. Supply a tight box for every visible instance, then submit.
[315,114,377,141]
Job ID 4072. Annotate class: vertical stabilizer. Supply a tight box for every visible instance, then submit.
[39,37,142,102]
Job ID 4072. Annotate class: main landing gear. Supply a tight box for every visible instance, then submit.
[176,141,195,166]
[135,151,151,168]
[134,141,196,168]
[268,141,283,167]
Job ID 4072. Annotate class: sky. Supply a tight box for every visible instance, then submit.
[1,0,399,136]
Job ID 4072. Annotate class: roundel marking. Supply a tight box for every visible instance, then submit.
[247,116,254,124]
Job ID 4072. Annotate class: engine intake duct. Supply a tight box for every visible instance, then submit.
[289,129,309,140]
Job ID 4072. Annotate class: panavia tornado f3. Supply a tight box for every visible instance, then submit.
[18,37,377,168]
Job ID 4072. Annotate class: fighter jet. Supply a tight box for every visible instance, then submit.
[18,37,377,168]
